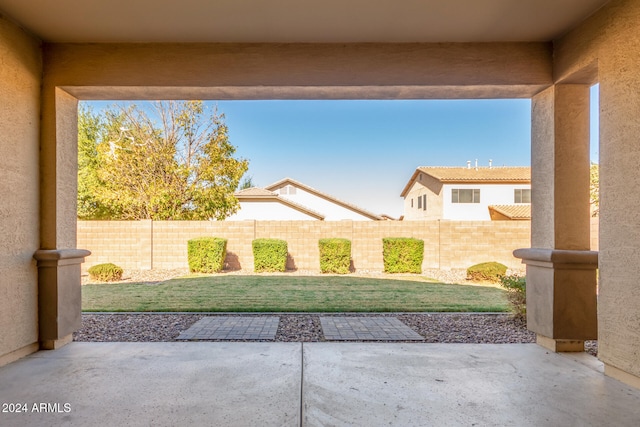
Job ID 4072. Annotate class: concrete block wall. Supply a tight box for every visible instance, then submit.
[77,220,153,270]
[351,221,441,271]
[152,221,256,270]
[438,221,531,269]
[77,219,554,272]
[255,220,354,271]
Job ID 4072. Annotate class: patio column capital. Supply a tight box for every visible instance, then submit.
[513,248,598,269]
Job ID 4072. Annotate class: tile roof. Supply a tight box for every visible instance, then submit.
[418,166,531,182]
[488,204,531,220]
[401,166,531,197]
[235,187,277,197]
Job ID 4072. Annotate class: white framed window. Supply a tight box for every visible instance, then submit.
[452,189,480,203]
[418,196,422,209]
[514,189,531,203]
[422,194,427,211]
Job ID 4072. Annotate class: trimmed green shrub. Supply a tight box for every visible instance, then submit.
[187,237,227,273]
[382,237,424,274]
[500,274,526,321]
[319,238,351,274]
[87,263,123,282]
[253,238,288,272]
[466,262,508,282]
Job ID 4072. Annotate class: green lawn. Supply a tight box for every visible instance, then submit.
[82,275,509,312]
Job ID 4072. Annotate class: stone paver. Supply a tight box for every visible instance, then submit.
[319,316,423,341]
[177,316,279,340]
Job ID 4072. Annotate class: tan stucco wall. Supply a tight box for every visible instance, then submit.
[555,0,640,377]
[42,42,552,100]
[0,15,42,364]
[531,84,591,250]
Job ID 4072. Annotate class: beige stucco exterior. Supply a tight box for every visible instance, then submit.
[1,0,640,389]
[0,17,41,365]
[403,175,444,220]
[40,42,552,100]
[552,0,640,380]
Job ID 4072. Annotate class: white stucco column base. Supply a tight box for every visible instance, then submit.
[514,248,598,352]
[33,249,91,350]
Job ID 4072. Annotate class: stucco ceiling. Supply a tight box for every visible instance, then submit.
[0,0,610,43]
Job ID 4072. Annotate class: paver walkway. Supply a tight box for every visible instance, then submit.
[320,316,424,341]
[177,316,279,340]
[176,316,426,341]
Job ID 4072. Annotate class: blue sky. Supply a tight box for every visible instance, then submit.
[84,87,599,218]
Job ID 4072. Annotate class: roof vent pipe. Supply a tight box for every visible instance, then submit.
[467,160,471,169]
[489,159,493,169]
[475,159,478,170]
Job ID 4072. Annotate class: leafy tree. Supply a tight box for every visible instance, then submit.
[78,106,108,219]
[239,175,256,190]
[78,101,248,220]
[590,162,599,217]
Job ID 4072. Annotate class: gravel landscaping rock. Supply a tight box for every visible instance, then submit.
[275,315,324,342]
[397,313,534,343]
[76,268,596,358]
[74,314,206,342]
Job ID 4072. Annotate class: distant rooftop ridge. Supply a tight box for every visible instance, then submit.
[235,187,276,197]
[416,165,530,182]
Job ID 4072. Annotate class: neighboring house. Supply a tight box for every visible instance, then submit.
[228,178,383,221]
[227,187,324,221]
[400,166,531,221]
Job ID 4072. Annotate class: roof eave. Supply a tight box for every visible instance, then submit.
[400,170,421,197]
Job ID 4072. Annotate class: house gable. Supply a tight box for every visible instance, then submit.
[402,175,444,220]
[265,178,383,221]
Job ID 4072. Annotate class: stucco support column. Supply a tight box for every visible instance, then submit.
[515,84,597,352]
[37,87,90,349]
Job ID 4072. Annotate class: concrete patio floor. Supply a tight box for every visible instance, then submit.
[1,343,640,426]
